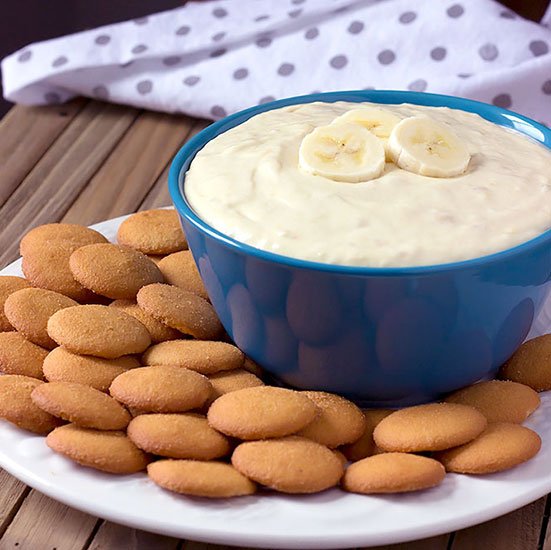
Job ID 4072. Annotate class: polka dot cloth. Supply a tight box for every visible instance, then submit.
[1,0,550,126]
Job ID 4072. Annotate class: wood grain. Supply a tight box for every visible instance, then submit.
[0,100,548,550]
[0,490,97,550]
[372,535,450,550]
[62,111,195,226]
[0,101,139,267]
[88,521,180,550]
[139,118,210,211]
[537,496,551,549]
[0,100,86,208]
[451,497,546,550]
[0,470,29,538]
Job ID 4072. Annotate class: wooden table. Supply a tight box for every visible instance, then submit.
[0,99,548,550]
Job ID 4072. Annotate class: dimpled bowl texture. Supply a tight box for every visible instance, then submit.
[169,90,551,406]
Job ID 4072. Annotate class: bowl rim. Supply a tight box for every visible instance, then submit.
[169,89,551,276]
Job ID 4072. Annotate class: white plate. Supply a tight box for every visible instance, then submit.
[0,214,550,549]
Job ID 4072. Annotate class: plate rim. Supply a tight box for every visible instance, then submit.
[1,444,551,549]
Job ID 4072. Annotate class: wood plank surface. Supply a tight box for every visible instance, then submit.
[0,100,86,208]
[451,497,546,550]
[0,101,139,266]
[0,490,98,550]
[372,534,450,550]
[540,497,551,549]
[62,111,195,226]
[139,118,210,211]
[0,99,548,550]
[88,521,180,550]
[0,470,29,538]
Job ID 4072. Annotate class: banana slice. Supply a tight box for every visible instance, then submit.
[388,116,471,177]
[332,107,401,139]
[298,123,385,183]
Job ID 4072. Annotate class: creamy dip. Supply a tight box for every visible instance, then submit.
[185,102,551,267]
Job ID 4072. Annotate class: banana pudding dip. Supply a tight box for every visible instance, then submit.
[185,102,551,267]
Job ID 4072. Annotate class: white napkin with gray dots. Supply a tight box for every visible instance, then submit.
[2,0,551,124]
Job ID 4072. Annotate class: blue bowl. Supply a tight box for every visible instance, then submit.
[169,90,551,406]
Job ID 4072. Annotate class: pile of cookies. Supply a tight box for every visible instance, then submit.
[0,208,549,499]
